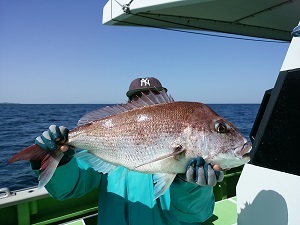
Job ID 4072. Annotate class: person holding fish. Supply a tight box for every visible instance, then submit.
[11,77,251,225]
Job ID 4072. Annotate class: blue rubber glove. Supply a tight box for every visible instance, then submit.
[183,157,224,186]
[35,125,69,151]
[31,125,73,169]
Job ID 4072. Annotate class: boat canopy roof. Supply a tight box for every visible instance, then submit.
[103,0,300,42]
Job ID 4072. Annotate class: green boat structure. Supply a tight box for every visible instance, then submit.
[0,167,242,225]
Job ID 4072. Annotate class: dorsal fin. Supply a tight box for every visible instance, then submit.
[77,90,174,126]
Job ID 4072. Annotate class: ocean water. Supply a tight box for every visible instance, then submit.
[0,104,259,191]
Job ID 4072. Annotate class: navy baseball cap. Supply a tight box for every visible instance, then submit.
[126,77,167,99]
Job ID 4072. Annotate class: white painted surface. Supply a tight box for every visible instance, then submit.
[281,22,300,71]
[0,187,48,208]
[237,164,300,225]
[102,0,213,25]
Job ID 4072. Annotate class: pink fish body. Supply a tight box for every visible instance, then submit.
[9,92,251,198]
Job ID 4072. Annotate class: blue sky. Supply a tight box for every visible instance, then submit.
[0,0,290,104]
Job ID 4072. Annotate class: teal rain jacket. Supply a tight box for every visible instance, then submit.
[43,157,215,225]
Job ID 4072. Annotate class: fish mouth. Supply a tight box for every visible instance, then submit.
[234,141,252,159]
[208,142,252,170]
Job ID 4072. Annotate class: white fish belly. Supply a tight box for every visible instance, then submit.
[69,133,187,174]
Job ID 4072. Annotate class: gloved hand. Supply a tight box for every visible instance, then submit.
[180,157,224,187]
[35,125,69,150]
[31,125,73,169]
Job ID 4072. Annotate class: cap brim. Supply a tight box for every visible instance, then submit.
[126,87,167,98]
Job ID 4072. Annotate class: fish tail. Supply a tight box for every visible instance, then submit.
[8,144,64,188]
[9,144,50,163]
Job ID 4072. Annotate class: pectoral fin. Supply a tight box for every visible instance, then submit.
[153,173,177,199]
[75,150,117,174]
[133,144,186,170]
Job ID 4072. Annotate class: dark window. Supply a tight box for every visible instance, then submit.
[250,68,300,176]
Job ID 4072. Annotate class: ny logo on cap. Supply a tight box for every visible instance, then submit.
[141,78,151,87]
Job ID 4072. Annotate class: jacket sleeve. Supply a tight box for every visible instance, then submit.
[41,157,103,200]
[168,177,215,223]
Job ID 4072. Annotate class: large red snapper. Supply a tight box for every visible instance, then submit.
[9,91,251,198]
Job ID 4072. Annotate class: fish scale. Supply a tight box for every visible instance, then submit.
[68,102,194,172]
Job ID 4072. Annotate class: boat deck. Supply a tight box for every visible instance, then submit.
[62,197,238,225]
[203,197,237,225]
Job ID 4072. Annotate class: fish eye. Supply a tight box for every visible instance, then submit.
[215,122,228,133]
